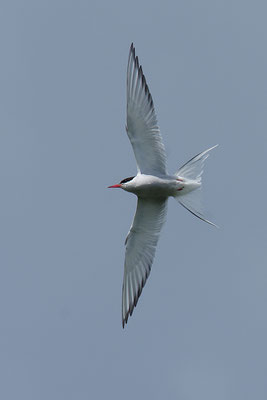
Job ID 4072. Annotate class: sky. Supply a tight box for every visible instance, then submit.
[1,0,267,399]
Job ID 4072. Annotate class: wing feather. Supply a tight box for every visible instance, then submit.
[126,44,167,175]
[122,197,167,327]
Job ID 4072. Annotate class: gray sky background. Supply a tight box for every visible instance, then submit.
[1,1,267,399]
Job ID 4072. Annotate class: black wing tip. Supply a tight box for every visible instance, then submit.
[128,45,154,109]
[121,267,151,328]
[129,43,135,63]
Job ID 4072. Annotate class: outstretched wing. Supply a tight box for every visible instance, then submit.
[126,43,167,175]
[122,197,167,327]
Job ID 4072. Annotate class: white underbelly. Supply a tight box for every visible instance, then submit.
[130,175,178,198]
[128,174,200,198]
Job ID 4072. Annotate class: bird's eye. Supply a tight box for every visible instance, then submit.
[120,176,135,184]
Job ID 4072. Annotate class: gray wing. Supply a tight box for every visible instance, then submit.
[122,197,167,327]
[126,43,167,175]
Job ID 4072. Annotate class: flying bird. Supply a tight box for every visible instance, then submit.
[109,43,217,328]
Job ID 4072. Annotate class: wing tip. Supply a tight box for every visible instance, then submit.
[121,268,150,328]
[127,43,155,112]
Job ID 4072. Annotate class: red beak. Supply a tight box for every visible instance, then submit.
[108,184,121,188]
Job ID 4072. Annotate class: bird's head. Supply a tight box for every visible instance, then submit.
[108,176,135,191]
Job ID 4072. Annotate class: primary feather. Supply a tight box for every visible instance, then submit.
[122,198,167,327]
[126,43,167,175]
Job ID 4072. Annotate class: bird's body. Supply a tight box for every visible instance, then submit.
[121,174,200,198]
[109,44,217,327]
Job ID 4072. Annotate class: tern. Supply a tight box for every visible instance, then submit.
[109,43,217,328]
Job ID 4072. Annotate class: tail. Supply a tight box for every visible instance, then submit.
[174,145,218,227]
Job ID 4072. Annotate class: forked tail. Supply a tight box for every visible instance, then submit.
[174,145,218,227]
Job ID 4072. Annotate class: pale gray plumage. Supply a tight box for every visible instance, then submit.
[122,198,167,327]
[126,43,167,176]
